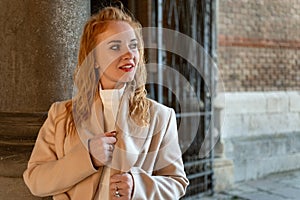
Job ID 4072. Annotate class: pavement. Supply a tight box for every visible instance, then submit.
[187,169,300,200]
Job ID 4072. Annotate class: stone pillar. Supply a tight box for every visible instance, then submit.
[0,1,90,199]
[212,94,234,192]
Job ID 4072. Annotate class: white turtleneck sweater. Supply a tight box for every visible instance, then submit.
[95,84,125,200]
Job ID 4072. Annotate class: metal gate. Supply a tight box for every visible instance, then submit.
[147,0,217,197]
[91,0,217,197]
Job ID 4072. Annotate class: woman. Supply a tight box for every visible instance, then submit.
[23,6,188,200]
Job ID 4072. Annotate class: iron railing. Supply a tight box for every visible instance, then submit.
[146,0,217,197]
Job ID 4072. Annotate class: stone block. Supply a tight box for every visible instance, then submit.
[213,158,234,192]
[248,113,300,136]
[222,111,300,139]
[288,91,300,112]
[224,133,300,182]
[222,114,250,138]
[281,154,300,171]
[244,153,300,181]
[288,133,300,154]
[233,160,248,182]
[223,139,234,158]
[213,93,226,132]
[224,92,267,115]
[265,92,289,113]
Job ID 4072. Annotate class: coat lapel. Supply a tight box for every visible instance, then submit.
[111,90,150,174]
[76,96,105,148]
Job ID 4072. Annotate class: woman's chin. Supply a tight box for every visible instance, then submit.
[119,76,135,84]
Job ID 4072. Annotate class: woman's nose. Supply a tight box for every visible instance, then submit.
[122,49,134,60]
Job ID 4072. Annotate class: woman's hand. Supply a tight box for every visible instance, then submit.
[110,173,134,200]
[88,131,117,168]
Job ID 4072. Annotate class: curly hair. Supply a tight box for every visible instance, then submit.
[65,6,150,134]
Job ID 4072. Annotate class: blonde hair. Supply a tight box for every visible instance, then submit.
[65,6,150,133]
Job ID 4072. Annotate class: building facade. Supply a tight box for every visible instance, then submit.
[217,0,300,188]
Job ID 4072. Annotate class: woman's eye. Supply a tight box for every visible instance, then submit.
[129,43,138,50]
[110,45,120,50]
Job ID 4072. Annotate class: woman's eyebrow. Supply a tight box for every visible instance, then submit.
[107,38,137,44]
[107,40,121,44]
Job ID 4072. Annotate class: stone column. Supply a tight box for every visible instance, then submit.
[0,1,90,199]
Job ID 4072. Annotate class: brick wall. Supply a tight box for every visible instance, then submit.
[218,0,300,91]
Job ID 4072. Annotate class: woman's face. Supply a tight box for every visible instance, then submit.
[94,21,140,89]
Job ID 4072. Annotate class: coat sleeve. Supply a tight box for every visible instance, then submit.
[130,109,189,200]
[23,102,98,197]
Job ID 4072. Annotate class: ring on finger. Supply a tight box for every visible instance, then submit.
[108,144,114,151]
[114,190,121,198]
[114,184,121,198]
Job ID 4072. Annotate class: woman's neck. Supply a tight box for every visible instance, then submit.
[100,82,125,90]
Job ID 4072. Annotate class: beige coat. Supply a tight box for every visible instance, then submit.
[23,90,189,200]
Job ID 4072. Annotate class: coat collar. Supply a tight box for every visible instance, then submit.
[77,87,150,173]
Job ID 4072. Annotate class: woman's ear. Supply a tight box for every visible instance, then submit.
[94,59,100,69]
[93,50,100,69]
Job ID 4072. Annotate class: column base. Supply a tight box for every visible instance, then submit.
[0,176,51,200]
[213,158,234,192]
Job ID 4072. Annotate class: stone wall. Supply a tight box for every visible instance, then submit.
[0,1,90,199]
[216,0,300,187]
[218,0,300,91]
[219,91,300,181]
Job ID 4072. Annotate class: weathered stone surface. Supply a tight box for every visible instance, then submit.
[0,1,90,199]
[0,176,51,200]
[224,132,300,182]
[288,91,300,112]
[213,158,234,192]
[265,92,289,113]
[222,114,249,138]
[0,112,46,138]
[0,142,33,177]
[221,92,300,138]
[223,112,300,138]
[0,0,90,112]
[0,0,90,171]
[223,92,267,115]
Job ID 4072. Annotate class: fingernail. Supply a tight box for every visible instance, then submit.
[110,131,116,135]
